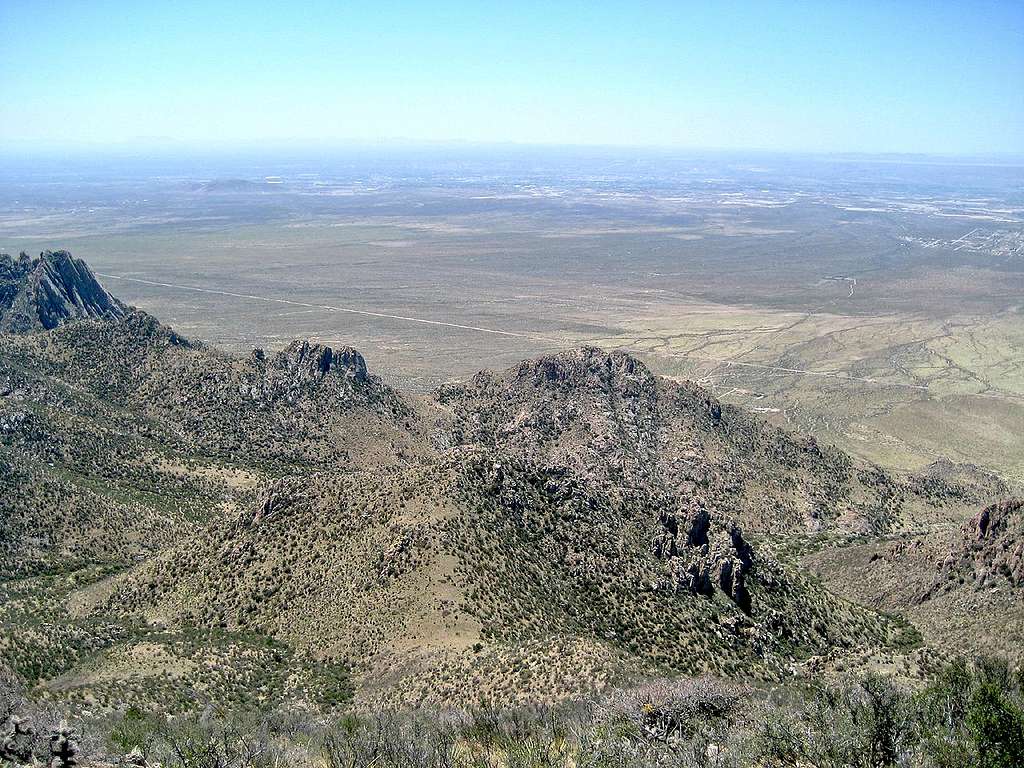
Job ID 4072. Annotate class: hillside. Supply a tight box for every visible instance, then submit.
[804,496,1024,659]
[0,250,1017,713]
[73,427,914,707]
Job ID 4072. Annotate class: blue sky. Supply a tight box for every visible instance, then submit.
[1,0,1022,154]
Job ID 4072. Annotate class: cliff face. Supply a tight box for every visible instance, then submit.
[0,251,125,333]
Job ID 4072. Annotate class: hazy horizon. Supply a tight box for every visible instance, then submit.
[4,139,1024,163]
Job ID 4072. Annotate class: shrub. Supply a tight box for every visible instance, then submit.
[108,706,164,756]
[966,683,1024,768]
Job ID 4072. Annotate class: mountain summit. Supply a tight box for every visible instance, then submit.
[0,250,125,334]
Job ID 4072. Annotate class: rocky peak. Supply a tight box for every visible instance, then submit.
[242,340,371,404]
[271,340,368,383]
[511,347,656,395]
[0,250,125,334]
[435,347,665,482]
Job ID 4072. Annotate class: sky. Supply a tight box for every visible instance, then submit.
[1,0,1022,155]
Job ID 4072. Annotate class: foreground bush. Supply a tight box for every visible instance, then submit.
[2,658,1022,767]
[917,657,1024,768]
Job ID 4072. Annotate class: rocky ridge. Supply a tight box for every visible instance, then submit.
[0,251,125,334]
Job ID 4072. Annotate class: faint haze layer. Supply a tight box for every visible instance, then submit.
[1,146,1022,195]
[1,0,1022,154]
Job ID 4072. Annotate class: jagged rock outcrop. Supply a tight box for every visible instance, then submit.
[511,346,657,393]
[48,723,81,768]
[0,713,80,768]
[243,341,370,404]
[654,505,754,613]
[933,498,1024,592]
[1,716,35,763]
[272,340,367,384]
[436,347,663,487]
[0,251,125,333]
